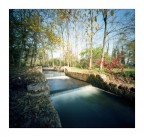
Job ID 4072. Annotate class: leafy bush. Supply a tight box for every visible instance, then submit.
[121,71,135,79]
[97,52,124,73]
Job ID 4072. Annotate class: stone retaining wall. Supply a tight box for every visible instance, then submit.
[65,71,135,102]
[26,76,62,127]
[65,71,90,81]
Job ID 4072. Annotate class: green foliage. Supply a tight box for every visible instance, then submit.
[48,58,62,67]
[112,39,135,67]
[79,47,110,68]
[119,71,135,79]
[45,28,62,45]
[78,58,89,68]
[9,9,63,68]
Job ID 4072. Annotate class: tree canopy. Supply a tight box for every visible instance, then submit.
[9,9,135,70]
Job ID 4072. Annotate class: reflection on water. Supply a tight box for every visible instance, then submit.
[44,71,135,128]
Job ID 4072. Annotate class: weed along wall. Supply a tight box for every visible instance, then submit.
[65,71,135,102]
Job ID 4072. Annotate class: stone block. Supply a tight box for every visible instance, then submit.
[27,82,49,92]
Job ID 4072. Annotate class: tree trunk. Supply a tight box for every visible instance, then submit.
[89,44,92,69]
[89,10,93,69]
[50,49,54,67]
[60,47,62,67]
[66,12,70,67]
[100,10,107,70]
[74,21,78,62]
[33,52,37,66]
[60,25,65,65]
[121,46,125,64]
[30,56,33,67]
[67,59,69,67]
[30,49,34,67]
[19,10,26,68]
[107,41,109,54]
[24,48,30,66]
[30,40,35,67]
[127,52,130,65]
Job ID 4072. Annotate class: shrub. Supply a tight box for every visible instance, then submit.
[121,71,135,79]
[97,52,124,73]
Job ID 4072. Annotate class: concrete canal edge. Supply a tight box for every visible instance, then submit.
[26,66,62,127]
[10,66,62,128]
[27,81,62,128]
[65,71,135,103]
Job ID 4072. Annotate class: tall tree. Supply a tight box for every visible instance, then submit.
[99,9,114,70]
[99,9,108,70]
[89,10,94,69]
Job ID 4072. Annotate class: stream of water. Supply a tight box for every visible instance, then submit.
[44,71,135,128]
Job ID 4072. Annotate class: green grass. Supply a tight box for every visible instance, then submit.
[113,68,135,78]
[70,67,90,73]
[70,67,135,78]
[113,68,135,73]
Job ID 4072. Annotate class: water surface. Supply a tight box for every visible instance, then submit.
[44,71,135,128]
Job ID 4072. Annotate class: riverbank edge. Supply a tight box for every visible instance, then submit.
[9,66,62,128]
[65,70,135,103]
